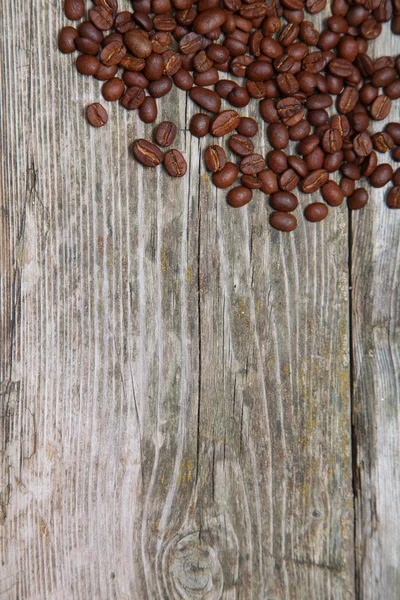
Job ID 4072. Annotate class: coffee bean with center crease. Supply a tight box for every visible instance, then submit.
[369,163,393,187]
[304,202,329,222]
[122,86,145,109]
[227,186,253,207]
[347,188,369,209]
[133,139,164,167]
[190,113,210,137]
[64,0,85,20]
[211,110,240,137]
[387,186,400,208]
[270,191,298,211]
[270,211,297,231]
[124,30,152,58]
[337,86,359,114]
[276,97,303,126]
[86,103,108,127]
[322,180,344,206]
[322,129,343,153]
[302,169,329,193]
[362,152,378,177]
[205,145,226,172]
[240,154,266,175]
[372,132,394,153]
[164,149,187,177]
[212,162,239,188]
[370,94,392,120]
[241,174,262,190]
[229,134,254,157]
[89,7,115,30]
[353,132,373,157]
[155,121,177,147]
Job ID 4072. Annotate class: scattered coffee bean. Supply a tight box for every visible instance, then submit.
[211,110,240,137]
[347,188,369,210]
[227,186,252,207]
[369,163,393,187]
[155,121,177,147]
[387,186,400,208]
[322,180,344,206]
[269,211,297,232]
[190,113,210,137]
[304,202,329,222]
[59,26,79,53]
[164,149,187,177]
[102,78,125,101]
[204,145,226,172]
[258,169,279,194]
[212,162,239,188]
[229,134,254,157]
[270,191,298,212]
[302,169,329,193]
[240,154,266,175]
[236,117,258,137]
[86,102,108,127]
[133,139,164,167]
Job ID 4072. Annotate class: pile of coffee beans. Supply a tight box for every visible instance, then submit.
[59,0,400,231]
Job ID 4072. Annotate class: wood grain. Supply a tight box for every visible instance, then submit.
[3,1,391,598]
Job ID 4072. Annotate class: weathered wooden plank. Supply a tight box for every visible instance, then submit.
[351,30,400,600]
[0,1,354,598]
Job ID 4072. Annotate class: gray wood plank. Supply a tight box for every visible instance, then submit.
[351,28,400,600]
[0,1,354,598]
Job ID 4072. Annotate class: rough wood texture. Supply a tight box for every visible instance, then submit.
[0,2,398,599]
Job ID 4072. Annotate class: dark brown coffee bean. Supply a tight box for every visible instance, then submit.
[94,0,118,12]
[229,134,254,157]
[236,117,258,138]
[387,186,400,208]
[269,211,297,231]
[306,0,327,14]
[384,80,400,99]
[148,76,173,97]
[304,202,328,222]
[212,162,239,188]
[299,134,320,156]
[215,79,237,99]
[372,132,394,153]
[341,163,361,180]
[204,145,226,172]
[299,20,320,45]
[352,132,373,157]
[134,139,164,167]
[362,152,378,177]
[255,170,277,194]
[59,26,79,53]
[321,129,343,153]
[302,169,329,193]
[369,163,393,187]
[276,97,303,127]
[76,55,100,76]
[305,146,325,171]
[393,169,400,186]
[268,123,289,149]
[99,40,126,66]
[227,186,252,207]
[86,103,108,127]
[323,151,343,173]
[190,113,211,137]
[64,0,84,20]
[89,7,115,30]
[337,86,359,114]
[322,180,344,206]
[330,114,350,138]
[164,149,187,177]
[119,55,146,72]
[75,36,100,55]
[270,191,298,211]
[95,63,118,81]
[259,99,279,124]
[78,21,104,43]
[155,121,177,147]
[142,52,164,80]
[347,188,369,209]
[371,66,397,88]
[139,97,157,123]
[289,120,311,141]
[179,32,203,54]
[385,122,400,144]
[124,30,152,58]
[123,71,149,88]
[241,174,262,190]
[287,155,308,178]
[153,14,177,33]
[340,177,355,196]
[227,86,250,108]
[121,86,146,109]
[173,69,193,91]
[240,154,266,175]
[393,147,400,162]
[278,169,300,192]
[102,77,125,101]
[210,110,240,137]
[370,94,392,120]
[190,87,221,113]
[193,8,226,35]
[267,150,288,174]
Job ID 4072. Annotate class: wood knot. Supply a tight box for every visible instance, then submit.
[163,531,224,599]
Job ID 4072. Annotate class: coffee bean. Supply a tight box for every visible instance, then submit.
[155,122,177,147]
[289,120,311,141]
[164,149,187,177]
[240,154,266,175]
[227,86,250,108]
[393,168,400,186]
[287,155,308,177]
[189,87,221,113]
[279,169,300,192]
[133,139,164,167]
[64,0,85,20]
[96,63,118,80]
[270,191,298,212]
[324,151,343,173]
[121,86,145,109]
[227,186,252,207]
[193,8,227,35]
[353,132,373,157]
[321,180,344,206]
[260,99,279,124]
[385,79,400,99]
[372,132,394,153]
[76,55,100,76]
[204,145,226,172]
[347,188,369,209]
[124,30,152,58]
[236,117,258,137]
[340,177,356,196]
[369,163,393,187]
[190,113,210,137]
[304,202,329,222]
[302,169,329,193]
[337,86,359,114]
[102,77,125,101]
[370,94,392,120]
[229,134,254,157]
[86,103,108,127]
[123,71,149,88]
[267,150,288,174]
[173,69,194,90]
[276,97,304,126]
[387,186,400,208]
[362,152,378,177]
[268,123,289,149]
[305,146,325,171]
[241,174,262,189]
[59,26,79,53]
[341,163,361,180]
[385,123,400,144]
[393,147,400,162]
[139,97,158,123]
[89,7,115,30]
[269,211,297,231]
[212,162,239,188]
[211,110,240,137]
[148,76,173,98]
[322,129,343,153]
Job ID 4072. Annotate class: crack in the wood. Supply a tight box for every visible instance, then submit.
[195,138,202,490]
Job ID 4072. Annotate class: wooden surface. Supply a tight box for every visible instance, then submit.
[0,2,399,599]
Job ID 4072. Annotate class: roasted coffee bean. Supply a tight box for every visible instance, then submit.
[362,151,378,177]
[78,21,104,43]
[299,134,320,156]
[305,146,325,171]
[59,26,79,53]
[123,71,149,88]
[229,134,255,157]
[211,110,240,137]
[155,121,177,147]
[64,0,85,20]
[279,168,300,191]
[393,169,400,186]
[269,211,297,231]
[240,153,266,175]
[287,155,308,177]
[124,30,152,58]
[227,86,250,108]
[102,77,125,101]
[385,79,400,99]
[276,97,303,126]
[353,132,373,157]
[304,202,329,222]
[96,63,118,80]
[385,122,400,144]
[76,36,100,55]
[139,97,158,123]
[337,86,359,114]
[204,145,226,172]
[215,79,237,99]
[393,147,400,162]
[387,186,400,208]
[289,120,311,141]
[369,163,393,187]
[341,163,361,180]
[302,169,329,193]
[270,191,298,211]
[347,188,369,209]
[236,117,258,137]
[190,113,211,137]
[193,8,227,35]
[330,114,350,137]
[212,162,239,188]
[94,0,118,12]
[267,150,288,174]
[190,87,221,112]
[350,112,370,133]
[119,55,145,71]
[341,177,356,196]
[164,149,187,177]
[193,68,219,86]
[322,129,343,153]
[241,175,262,190]
[372,132,394,153]
[148,76,173,97]
[227,186,252,207]
[121,86,146,109]
[86,103,108,127]
[322,180,344,206]
[133,139,164,167]
[100,40,126,66]
[259,99,279,124]
[143,52,165,80]
[370,94,392,120]
[173,68,194,90]
[324,150,343,172]
[371,66,397,87]
[257,169,279,194]
[76,55,100,76]
[89,7,115,30]
[268,123,289,149]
